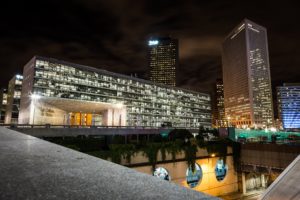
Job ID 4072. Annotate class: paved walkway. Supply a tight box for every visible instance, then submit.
[0,127,217,200]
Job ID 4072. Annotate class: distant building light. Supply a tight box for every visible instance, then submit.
[16,75,23,79]
[148,40,159,46]
[31,94,41,100]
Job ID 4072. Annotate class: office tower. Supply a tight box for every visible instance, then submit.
[0,88,8,123]
[222,19,274,128]
[19,56,211,128]
[212,79,226,127]
[277,83,300,129]
[5,75,23,124]
[148,37,178,86]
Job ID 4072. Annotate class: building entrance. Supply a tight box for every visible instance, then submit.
[68,113,102,126]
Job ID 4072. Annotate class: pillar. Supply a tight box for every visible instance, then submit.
[261,174,266,188]
[242,172,246,194]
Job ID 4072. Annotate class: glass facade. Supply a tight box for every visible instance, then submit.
[19,56,211,128]
[148,37,178,87]
[4,75,23,124]
[222,19,274,128]
[277,83,300,129]
[213,79,226,127]
[0,88,8,123]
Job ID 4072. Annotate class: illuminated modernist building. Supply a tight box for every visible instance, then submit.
[277,83,300,129]
[222,19,274,128]
[4,75,23,124]
[0,88,8,123]
[212,79,226,127]
[19,56,211,128]
[148,37,178,87]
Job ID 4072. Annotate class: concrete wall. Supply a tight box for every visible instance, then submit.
[241,143,300,169]
[114,147,237,197]
[31,101,67,125]
[102,108,126,126]
[133,156,238,197]
[18,57,35,124]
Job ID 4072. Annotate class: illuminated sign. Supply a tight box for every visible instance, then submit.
[148,40,159,46]
[186,163,202,188]
[153,167,171,181]
[215,159,228,181]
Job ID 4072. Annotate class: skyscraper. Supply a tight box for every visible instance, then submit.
[277,83,300,129]
[0,88,8,123]
[148,37,178,86]
[222,19,274,128]
[5,74,23,124]
[212,79,226,127]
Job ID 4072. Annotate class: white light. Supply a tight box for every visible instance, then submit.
[270,127,277,132]
[115,103,123,109]
[264,128,269,132]
[31,94,41,100]
[148,40,159,46]
[16,75,23,79]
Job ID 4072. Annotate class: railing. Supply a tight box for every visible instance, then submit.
[0,123,199,130]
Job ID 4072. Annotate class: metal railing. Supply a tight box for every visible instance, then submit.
[0,123,198,130]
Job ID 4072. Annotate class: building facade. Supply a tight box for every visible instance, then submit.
[19,56,211,128]
[222,19,274,128]
[0,88,8,123]
[212,79,226,127]
[277,83,300,129]
[148,37,178,87]
[5,75,23,124]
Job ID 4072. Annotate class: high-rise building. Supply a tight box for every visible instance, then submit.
[5,75,23,124]
[212,79,226,127]
[277,83,300,129]
[222,19,274,128]
[19,56,211,128]
[0,88,8,123]
[148,37,178,86]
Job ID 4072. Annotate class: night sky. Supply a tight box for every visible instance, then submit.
[1,0,300,93]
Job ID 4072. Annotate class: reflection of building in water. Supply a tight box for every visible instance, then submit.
[19,56,211,127]
[215,159,228,181]
[186,163,202,188]
[153,167,170,181]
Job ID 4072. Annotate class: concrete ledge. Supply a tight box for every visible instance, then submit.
[260,155,300,200]
[0,127,217,200]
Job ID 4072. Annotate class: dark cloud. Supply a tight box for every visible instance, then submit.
[0,0,300,94]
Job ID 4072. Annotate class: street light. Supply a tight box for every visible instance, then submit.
[30,94,41,125]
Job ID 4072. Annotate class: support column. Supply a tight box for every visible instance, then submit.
[261,174,266,188]
[242,172,247,194]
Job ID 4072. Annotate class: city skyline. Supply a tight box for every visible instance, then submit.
[0,1,300,93]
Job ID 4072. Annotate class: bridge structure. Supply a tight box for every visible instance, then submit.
[239,143,300,194]
[0,124,199,138]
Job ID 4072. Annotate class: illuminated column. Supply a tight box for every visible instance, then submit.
[242,172,246,194]
[261,174,266,188]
